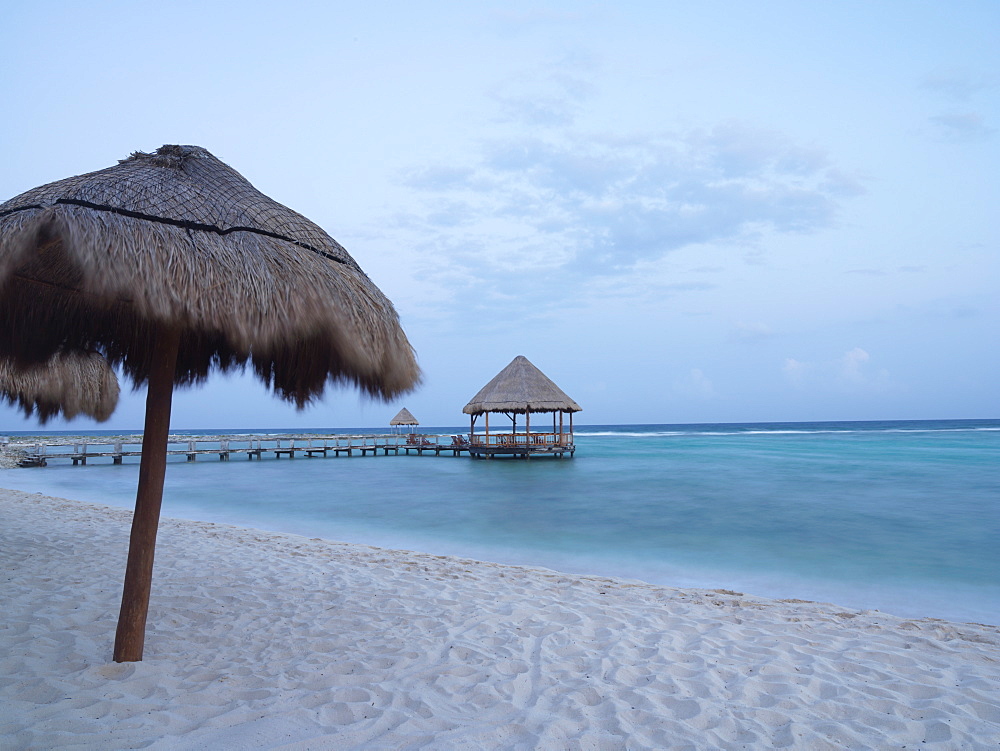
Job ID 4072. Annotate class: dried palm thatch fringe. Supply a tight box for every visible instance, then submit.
[0,145,420,407]
[0,349,120,422]
[1,145,421,663]
[463,355,581,415]
[389,407,419,426]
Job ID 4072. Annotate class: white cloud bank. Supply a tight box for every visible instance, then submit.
[674,368,716,400]
[402,122,863,280]
[783,348,891,394]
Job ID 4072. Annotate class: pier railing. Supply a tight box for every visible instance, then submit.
[468,432,572,448]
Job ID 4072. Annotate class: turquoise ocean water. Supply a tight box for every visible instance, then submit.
[3,419,998,625]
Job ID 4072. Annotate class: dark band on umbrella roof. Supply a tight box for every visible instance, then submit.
[0,199,348,265]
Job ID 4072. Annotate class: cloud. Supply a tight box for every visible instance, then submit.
[783,348,890,393]
[782,358,808,388]
[579,272,716,305]
[491,52,599,128]
[920,70,993,101]
[489,9,593,36]
[403,165,477,191]
[847,266,929,277]
[674,368,716,400]
[839,347,872,384]
[384,63,865,320]
[919,70,995,143]
[733,321,774,341]
[929,112,996,142]
[399,122,864,283]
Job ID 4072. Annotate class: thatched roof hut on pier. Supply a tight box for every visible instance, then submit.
[389,407,419,433]
[462,355,581,458]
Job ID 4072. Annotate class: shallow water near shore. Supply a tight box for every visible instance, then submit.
[4,419,998,624]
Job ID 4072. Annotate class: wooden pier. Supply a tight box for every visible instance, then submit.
[10,433,474,468]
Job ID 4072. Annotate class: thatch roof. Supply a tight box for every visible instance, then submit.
[0,144,419,406]
[0,349,120,422]
[462,355,581,415]
[0,145,423,662]
[389,407,419,426]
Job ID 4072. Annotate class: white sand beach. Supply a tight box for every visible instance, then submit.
[2,488,998,750]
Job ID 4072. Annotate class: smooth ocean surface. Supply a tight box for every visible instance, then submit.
[3,419,998,624]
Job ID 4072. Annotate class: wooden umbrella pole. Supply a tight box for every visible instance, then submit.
[114,326,181,662]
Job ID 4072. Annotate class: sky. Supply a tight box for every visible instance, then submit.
[1,1,997,431]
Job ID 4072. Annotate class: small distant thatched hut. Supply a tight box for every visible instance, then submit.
[389,407,419,433]
[462,355,581,458]
[0,349,120,423]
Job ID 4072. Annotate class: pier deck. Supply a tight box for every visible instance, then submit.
[9,434,473,467]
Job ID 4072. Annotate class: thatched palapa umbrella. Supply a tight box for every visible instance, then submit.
[0,349,120,422]
[0,145,420,661]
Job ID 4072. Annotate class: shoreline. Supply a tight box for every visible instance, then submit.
[1,456,996,627]
[3,488,999,749]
